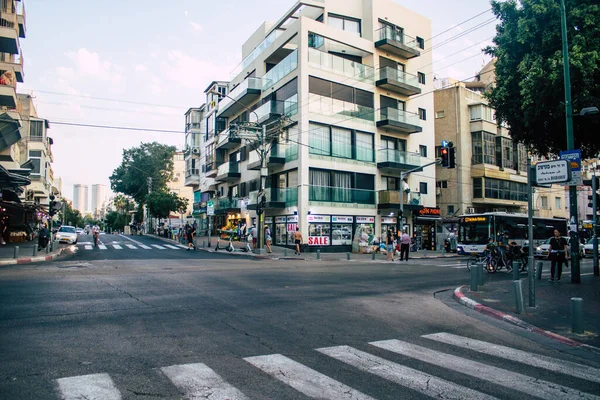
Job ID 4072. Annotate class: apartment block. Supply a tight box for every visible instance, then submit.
[73,184,88,214]
[187,0,437,251]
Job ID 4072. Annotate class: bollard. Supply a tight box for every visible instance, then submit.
[372,252,376,261]
[202,240,206,248]
[347,252,351,260]
[477,262,485,286]
[513,280,524,314]
[33,245,37,257]
[45,245,50,254]
[512,260,520,281]
[284,249,288,257]
[423,248,427,258]
[316,249,321,260]
[13,246,19,259]
[571,297,584,334]
[536,261,543,280]
[470,264,478,292]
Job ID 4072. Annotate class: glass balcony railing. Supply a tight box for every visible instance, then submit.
[218,77,262,112]
[217,162,239,176]
[378,66,420,87]
[377,149,426,167]
[376,26,420,51]
[309,186,376,205]
[215,197,241,210]
[242,30,284,70]
[308,48,374,83]
[216,129,240,148]
[249,187,299,208]
[378,107,421,126]
[309,94,375,124]
[377,190,422,206]
[253,96,298,123]
[263,49,298,90]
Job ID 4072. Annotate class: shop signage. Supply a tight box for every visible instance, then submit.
[275,217,286,223]
[207,200,215,216]
[463,216,486,223]
[332,216,353,223]
[308,236,330,246]
[381,217,397,224]
[308,215,330,223]
[356,216,375,223]
[416,207,441,217]
[265,217,273,224]
[287,223,297,232]
[287,215,298,223]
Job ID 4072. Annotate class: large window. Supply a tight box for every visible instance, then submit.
[472,131,496,165]
[470,105,496,123]
[309,123,330,156]
[356,131,374,162]
[514,142,527,172]
[497,137,514,169]
[309,169,375,204]
[30,120,44,139]
[328,14,361,36]
[309,122,374,162]
[331,127,352,158]
[309,76,374,108]
[29,150,42,176]
[483,178,527,202]
[473,177,483,198]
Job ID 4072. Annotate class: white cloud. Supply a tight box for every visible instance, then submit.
[64,48,124,85]
[184,10,189,17]
[190,22,202,33]
[135,64,148,73]
[159,50,234,89]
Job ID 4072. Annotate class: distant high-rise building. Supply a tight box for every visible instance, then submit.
[73,184,88,214]
[91,184,107,216]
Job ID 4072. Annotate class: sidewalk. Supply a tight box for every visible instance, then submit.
[0,240,70,266]
[455,272,600,348]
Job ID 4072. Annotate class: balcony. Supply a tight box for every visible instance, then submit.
[308,94,375,126]
[309,186,376,206]
[214,197,241,214]
[247,143,290,170]
[247,187,298,210]
[185,168,200,186]
[0,11,19,54]
[215,162,241,183]
[0,79,17,108]
[377,190,422,210]
[376,67,421,96]
[217,77,262,118]
[215,129,242,150]
[0,55,23,83]
[308,48,374,83]
[253,97,298,125]
[204,162,218,178]
[262,49,298,91]
[375,27,420,60]
[16,1,25,39]
[376,108,422,134]
[377,149,426,173]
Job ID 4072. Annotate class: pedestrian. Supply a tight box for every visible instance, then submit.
[264,225,272,253]
[547,229,568,282]
[185,222,196,251]
[386,230,394,261]
[294,227,303,255]
[251,225,257,249]
[400,230,411,261]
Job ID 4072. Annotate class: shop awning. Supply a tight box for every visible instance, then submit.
[0,164,31,193]
[415,216,443,223]
[0,112,22,152]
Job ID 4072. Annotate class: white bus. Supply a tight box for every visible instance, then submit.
[457,212,567,255]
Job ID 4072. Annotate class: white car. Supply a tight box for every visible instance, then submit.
[535,237,583,258]
[75,228,84,235]
[55,225,78,244]
[583,238,597,258]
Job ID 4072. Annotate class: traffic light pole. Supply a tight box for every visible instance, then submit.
[399,159,441,230]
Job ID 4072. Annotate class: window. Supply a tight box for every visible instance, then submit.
[418,108,426,120]
[356,131,374,162]
[419,182,428,194]
[555,197,562,209]
[497,137,514,169]
[472,131,496,165]
[309,123,330,156]
[309,169,374,204]
[540,196,548,209]
[416,36,425,49]
[437,181,448,189]
[309,76,374,108]
[418,72,426,85]
[381,176,399,190]
[469,105,495,122]
[482,178,527,202]
[30,120,44,139]
[29,150,42,176]
[328,14,361,36]
[331,127,352,158]
[435,111,445,119]
[419,145,427,158]
[448,205,455,215]
[473,178,483,198]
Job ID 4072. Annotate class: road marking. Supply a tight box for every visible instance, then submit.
[118,234,145,246]
[151,244,166,250]
[84,245,93,250]
[161,363,248,400]
[98,244,107,250]
[423,332,600,384]
[112,245,123,250]
[370,339,599,400]
[78,242,93,245]
[139,245,152,250]
[244,354,375,400]
[164,245,179,250]
[57,373,122,400]
[178,245,189,249]
[317,345,497,400]
[125,244,137,249]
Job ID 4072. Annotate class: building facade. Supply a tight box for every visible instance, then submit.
[188,0,437,251]
[167,151,194,222]
[91,184,107,218]
[73,184,88,214]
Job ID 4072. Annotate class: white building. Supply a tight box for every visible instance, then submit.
[189,0,436,251]
[91,184,107,217]
[73,184,88,214]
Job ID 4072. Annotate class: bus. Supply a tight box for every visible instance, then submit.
[456,212,567,255]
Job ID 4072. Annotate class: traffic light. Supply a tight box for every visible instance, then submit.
[260,195,267,210]
[588,193,600,210]
[440,147,449,167]
[448,146,456,169]
[48,194,62,217]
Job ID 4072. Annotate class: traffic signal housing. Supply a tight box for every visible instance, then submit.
[440,147,449,167]
[448,146,456,169]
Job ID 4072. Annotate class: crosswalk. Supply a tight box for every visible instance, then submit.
[76,242,188,251]
[54,332,600,399]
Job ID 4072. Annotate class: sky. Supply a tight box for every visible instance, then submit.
[19,0,496,202]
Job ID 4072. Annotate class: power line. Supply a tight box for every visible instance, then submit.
[426,8,492,42]
[31,90,189,110]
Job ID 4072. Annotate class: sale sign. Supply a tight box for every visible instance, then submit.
[308,236,330,246]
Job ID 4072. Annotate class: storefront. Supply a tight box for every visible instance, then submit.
[272,215,297,246]
[413,207,441,251]
[380,216,397,239]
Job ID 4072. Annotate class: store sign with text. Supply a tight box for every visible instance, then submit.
[416,207,441,217]
[355,216,375,223]
[381,217,397,224]
[287,215,298,223]
[308,236,330,246]
[307,215,331,223]
[275,217,286,223]
[265,217,273,224]
[332,216,353,223]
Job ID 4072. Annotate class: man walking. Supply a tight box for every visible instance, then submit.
[185,222,196,251]
[547,229,568,282]
[294,227,303,255]
[400,230,411,261]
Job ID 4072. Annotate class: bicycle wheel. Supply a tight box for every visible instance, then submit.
[486,258,498,273]
[466,256,479,271]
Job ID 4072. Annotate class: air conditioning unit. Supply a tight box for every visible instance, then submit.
[466,207,475,214]
[192,148,200,155]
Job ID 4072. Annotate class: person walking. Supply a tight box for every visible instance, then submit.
[185,222,196,251]
[547,229,568,282]
[264,225,272,253]
[400,230,411,261]
[294,227,303,255]
[386,230,395,261]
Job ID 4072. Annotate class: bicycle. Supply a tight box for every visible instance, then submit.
[466,250,498,273]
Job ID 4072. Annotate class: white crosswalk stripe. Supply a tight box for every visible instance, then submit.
[98,244,107,250]
[370,339,600,400]
[139,244,152,250]
[112,244,123,250]
[244,354,375,399]
[57,373,121,400]
[423,332,600,384]
[161,363,249,400]
[84,245,92,250]
[163,244,179,250]
[317,345,497,400]
[125,244,137,249]
[151,244,166,250]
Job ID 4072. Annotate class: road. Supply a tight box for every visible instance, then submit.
[1,233,598,399]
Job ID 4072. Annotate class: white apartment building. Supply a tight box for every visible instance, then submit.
[73,184,88,214]
[188,0,436,252]
[91,184,107,217]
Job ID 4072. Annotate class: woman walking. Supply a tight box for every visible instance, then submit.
[265,225,272,253]
[386,230,395,261]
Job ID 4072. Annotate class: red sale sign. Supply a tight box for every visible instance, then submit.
[308,236,329,246]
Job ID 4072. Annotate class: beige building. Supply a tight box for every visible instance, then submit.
[190,0,438,251]
[168,151,194,221]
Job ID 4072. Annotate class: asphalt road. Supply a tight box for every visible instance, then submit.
[1,234,599,399]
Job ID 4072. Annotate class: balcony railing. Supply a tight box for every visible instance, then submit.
[241,29,283,70]
[185,168,200,178]
[309,186,376,205]
[308,94,375,125]
[308,48,374,83]
[375,26,421,59]
[262,49,298,91]
[377,107,422,133]
[377,149,426,169]
[218,77,262,116]
[249,187,299,208]
[217,161,239,176]
[216,129,241,150]
[378,67,419,86]
[377,190,421,206]
[253,96,298,124]
[376,67,421,96]
[215,197,241,211]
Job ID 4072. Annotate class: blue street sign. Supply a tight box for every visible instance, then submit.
[441,140,449,148]
[559,149,582,186]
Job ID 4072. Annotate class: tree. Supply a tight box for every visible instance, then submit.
[105,211,128,232]
[109,142,177,205]
[59,199,84,228]
[146,190,188,220]
[485,0,600,158]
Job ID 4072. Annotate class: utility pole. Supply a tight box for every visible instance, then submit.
[255,125,268,255]
[593,175,599,276]
[147,177,152,234]
[559,0,580,283]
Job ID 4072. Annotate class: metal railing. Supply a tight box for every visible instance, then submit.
[377,190,421,206]
[378,107,422,126]
[378,66,420,86]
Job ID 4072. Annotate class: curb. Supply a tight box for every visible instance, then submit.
[0,246,74,267]
[453,286,589,347]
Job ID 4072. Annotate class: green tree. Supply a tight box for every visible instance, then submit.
[146,190,188,220]
[105,211,129,232]
[59,199,84,228]
[485,0,600,158]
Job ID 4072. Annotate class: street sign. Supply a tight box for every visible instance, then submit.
[560,149,582,186]
[441,140,449,147]
[207,200,214,216]
[534,159,571,185]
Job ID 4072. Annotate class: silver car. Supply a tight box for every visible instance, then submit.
[55,225,78,244]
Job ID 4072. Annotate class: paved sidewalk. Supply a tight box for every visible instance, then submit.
[456,271,600,348]
[0,240,71,266]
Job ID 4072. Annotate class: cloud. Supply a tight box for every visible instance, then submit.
[64,48,125,85]
[158,50,235,90]
[190,22,202,33]
[135,64,148,73]
[184,10,189,17]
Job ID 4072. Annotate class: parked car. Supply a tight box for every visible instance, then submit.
[55,225,78,244]
[535,237,583,258]
[583,237,597,258]
[75,228,84,235]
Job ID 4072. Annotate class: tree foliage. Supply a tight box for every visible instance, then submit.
[59,199,84,228]
[485,0,600,158]
[146,190,188,220]
[105,211,129,232]
[109,142,177,205]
